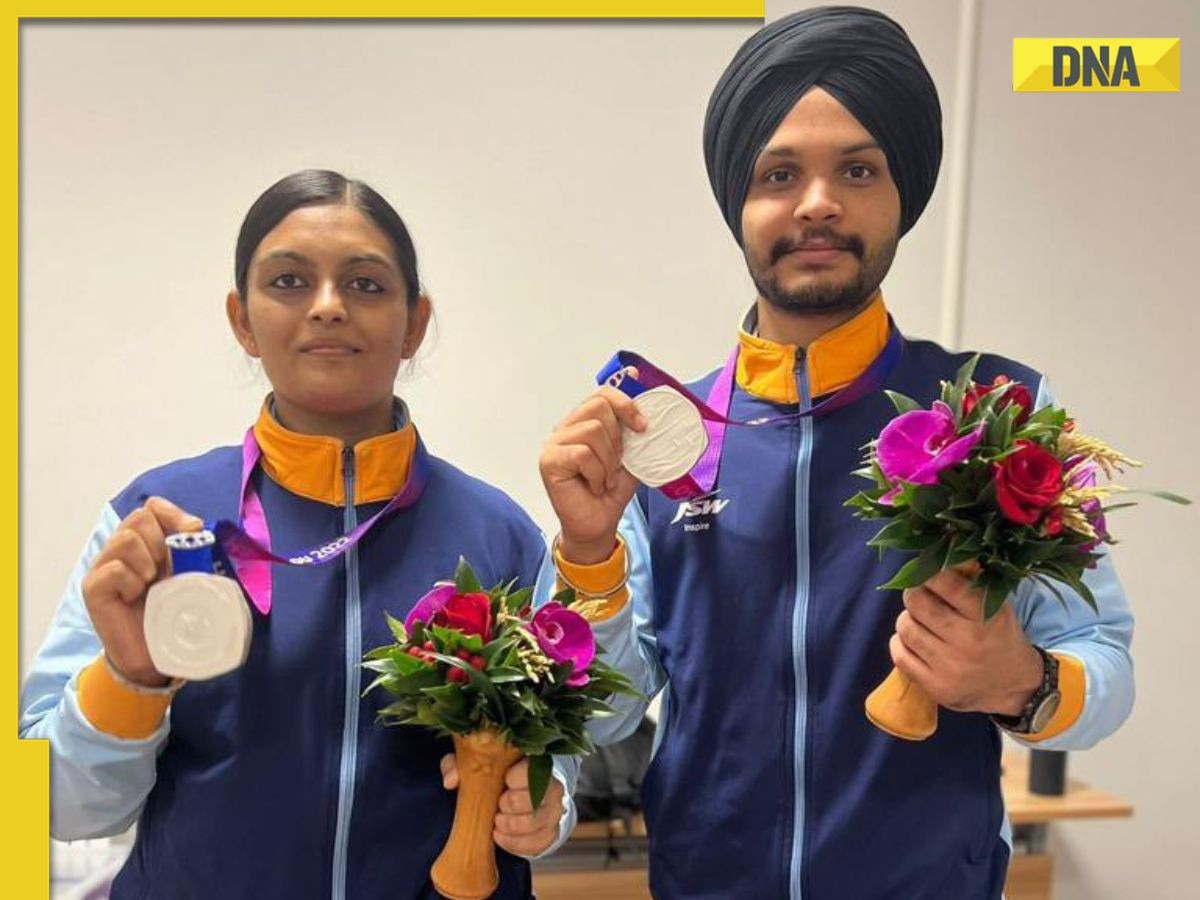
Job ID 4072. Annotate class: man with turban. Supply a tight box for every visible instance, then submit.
[539,7,1133,898]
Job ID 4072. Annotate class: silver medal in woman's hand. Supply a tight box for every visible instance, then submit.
[144,531,252,681]
[621,386,708,487]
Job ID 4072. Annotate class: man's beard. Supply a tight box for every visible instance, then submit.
[747,227,898,316]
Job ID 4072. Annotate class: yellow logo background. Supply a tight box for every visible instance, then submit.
[1013,38,1180,92]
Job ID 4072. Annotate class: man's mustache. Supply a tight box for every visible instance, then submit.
[771,230,865,263]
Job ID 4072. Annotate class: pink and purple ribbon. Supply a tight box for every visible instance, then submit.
[596,323,904,500]
[199,429,431,615]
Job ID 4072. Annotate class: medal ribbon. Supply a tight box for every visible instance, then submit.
[596,323,904,500]
[171,429,432,615]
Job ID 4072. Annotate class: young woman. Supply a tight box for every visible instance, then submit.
[20,170,569,898]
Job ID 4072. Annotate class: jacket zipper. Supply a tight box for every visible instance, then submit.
[331,447,361,900]
[789,349,813,900]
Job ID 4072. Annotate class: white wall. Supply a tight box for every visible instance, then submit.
[20,3,1199,897]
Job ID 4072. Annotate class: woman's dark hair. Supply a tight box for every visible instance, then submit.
[234,169,420,306]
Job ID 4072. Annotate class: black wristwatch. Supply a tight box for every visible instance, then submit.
[991,646,1061,735]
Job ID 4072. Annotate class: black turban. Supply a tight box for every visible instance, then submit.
[704,6,942,244]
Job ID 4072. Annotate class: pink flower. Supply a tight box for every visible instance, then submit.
[876,402,985,502]
[531,602,595,687]
[404,583,456,631]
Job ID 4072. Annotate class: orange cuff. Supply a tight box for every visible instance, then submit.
[77,657,174,740]
[554,538,630,622]
[1025,653,1086,742]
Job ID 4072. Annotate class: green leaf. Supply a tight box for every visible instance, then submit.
[879,535,950,591]
[1038,561,1099,614]
[1121,489,1191,505]
[908,484,952,521]
[454,557,483,594]
[985,401,1021,452]
[953,354,982,392]
[384,612,408,644]
[511,721,563,751]
[982,580,1010,620]
[433,653,506,723]
[423,683,470,714]
[482,634,520,665]
[390,652,428,677]
[884,390,921,414]
[384,666,443,696]
[866,518,927,553]
[506,586,534,613]
[943,354,981,417]
[1073,577,1098,613]
[547,735,594,757]
[527,754,553,810]
[844,491,893,519]
[944,534,981,569]
[1029,573,1068,610]
[1020,405,1068,431]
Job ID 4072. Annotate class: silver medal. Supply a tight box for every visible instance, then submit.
[621,386,709,487]
[144,572,252,680]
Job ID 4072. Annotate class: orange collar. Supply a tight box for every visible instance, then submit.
[736,293,890,405]
[252,400,416,507]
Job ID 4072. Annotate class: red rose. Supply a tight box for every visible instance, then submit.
[993,440,1064,525]
[963,375,1032,425]
[434,592,493,641]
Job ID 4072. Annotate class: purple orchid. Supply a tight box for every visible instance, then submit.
[1066,457,1109,552]
[876,401,985,503]
[404,582,456,631]
[531,602,595,687]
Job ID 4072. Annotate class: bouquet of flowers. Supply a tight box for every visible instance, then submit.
[846,356,1187,739]
[363,559,636,900]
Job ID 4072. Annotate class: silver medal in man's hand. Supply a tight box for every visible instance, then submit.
[145,571,252,681]
[621,386,709,487]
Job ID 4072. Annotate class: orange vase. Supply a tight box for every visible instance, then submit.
[865,666,939,740]
[431,729,524,900]
[864,561,982,741]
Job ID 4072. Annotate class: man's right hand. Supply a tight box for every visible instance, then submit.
[81,496,203,687]
[539,372,647,565]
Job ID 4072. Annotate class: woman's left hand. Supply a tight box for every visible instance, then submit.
[441,754,566,857]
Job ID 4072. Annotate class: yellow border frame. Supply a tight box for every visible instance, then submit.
[6,3,763,893]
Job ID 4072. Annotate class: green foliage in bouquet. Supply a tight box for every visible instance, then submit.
[363,558,639,807]
[846,356,1188,619]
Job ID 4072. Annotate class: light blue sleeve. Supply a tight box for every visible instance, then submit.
[1006,376,1135,750]
[526,503,666,852]
[18,504,170,841]
[525,544,580,859]
[563,499,666,748]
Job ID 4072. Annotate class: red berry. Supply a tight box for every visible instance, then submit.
[448,667,467,683]
[470,655,486,670]
[406,647,421,657]
[456,649,472,661]
[423,641,436,651]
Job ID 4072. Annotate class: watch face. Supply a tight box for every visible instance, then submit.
[1030,691,1062,734]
